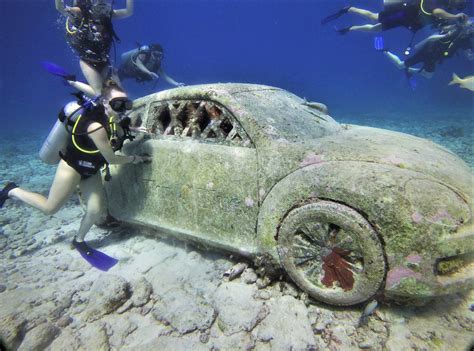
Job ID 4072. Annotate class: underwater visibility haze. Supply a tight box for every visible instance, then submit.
[0,0,473,133]
[0,1,473,350]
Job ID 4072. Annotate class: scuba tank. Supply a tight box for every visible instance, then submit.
[39,101,82,164]
[119,48,145,80]
[383,0,414,9]
[120,48,137,66]
[39,94,99,164]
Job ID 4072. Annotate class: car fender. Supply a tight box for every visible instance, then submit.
[256,160,470,272]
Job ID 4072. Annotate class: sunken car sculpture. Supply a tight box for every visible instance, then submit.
[106,83,474,306]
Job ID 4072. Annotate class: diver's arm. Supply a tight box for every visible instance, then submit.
[67,81,96,98]
[134,56,159,79]
[113,0,134,19]
[158,67,184,86]
[431,8,468,22]
[55,0,67,14]
[88,123,146,165]
[55,0,80,16]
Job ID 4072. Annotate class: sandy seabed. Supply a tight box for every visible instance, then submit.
[0,116,473,351]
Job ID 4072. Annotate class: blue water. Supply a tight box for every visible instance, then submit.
[0,0,472,134]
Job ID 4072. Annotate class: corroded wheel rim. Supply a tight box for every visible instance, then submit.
[278,201,386,306]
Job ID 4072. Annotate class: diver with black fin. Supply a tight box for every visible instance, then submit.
[55,0,134,95]
[382,18,474,79]
[1,80,151,271]
[117,43,185,87]
[321,0,468,35]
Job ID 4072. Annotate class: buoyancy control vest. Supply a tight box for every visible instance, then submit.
[65,1,119,65]
[119,48,162,82]
[39,95,133,166]
[382,0,446,30]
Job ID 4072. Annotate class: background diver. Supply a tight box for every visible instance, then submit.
[322,0,468,35]
[0,80,151,270]
[117,44,185,87]
[55,0,134,95]
[50,44,184,96]
[381,19,474,78]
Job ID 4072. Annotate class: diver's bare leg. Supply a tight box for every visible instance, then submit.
[108,69,125,89]
[75,173,105,242]
[349,23,383,33]
[79,60,104,95]
[8,160,80,215]
[348,7,379,22]
[383,52,433,78]
[384,51,406,70]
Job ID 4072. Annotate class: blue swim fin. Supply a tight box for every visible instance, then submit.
[73,239,118,271]
[41,61,76,81]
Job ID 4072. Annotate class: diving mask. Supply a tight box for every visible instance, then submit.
[152,51,164,58]
[109,97,133,113]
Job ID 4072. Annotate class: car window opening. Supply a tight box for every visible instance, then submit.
[147,100,251,146]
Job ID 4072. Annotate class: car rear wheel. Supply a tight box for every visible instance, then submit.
[278,201,386,306]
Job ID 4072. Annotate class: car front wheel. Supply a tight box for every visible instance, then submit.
[278,200,386,306]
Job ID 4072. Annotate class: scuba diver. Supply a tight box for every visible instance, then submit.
[321,0,468,34]
[0,80,151,271]
[117,44,184,87]
[55,0,134,95]
[382,19,474,78]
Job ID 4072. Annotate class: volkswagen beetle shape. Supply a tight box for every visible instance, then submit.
[106,83,474,306]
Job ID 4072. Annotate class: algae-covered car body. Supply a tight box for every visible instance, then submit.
[106,83,474,306]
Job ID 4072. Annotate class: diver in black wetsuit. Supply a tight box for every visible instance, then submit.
[1,80,151,251]
[383,19,474,78]
[117,44,184,86]
[55,0,134,94]
[322,0,468,34]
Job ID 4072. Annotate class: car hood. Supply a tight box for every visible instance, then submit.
[271,125,472,198]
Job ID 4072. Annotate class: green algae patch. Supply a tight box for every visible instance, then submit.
[430,337,444,349]
[396,277,433,297]
[437,254,472,275]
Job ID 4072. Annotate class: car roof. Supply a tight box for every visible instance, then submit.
[135,83,341,142]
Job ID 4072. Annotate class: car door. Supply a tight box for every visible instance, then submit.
[108,99,259,250]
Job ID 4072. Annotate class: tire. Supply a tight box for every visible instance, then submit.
[278,200,386,306]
